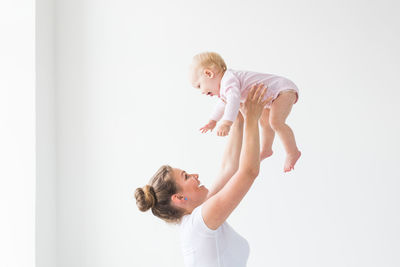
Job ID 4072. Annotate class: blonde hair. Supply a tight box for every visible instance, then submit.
[192,51,227,74]
[135,165,186,224]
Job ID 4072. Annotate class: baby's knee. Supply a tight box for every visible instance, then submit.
[269,118,286,131]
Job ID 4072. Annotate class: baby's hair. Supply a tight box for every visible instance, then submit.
[192,51,227,74]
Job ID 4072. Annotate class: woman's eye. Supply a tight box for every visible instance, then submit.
[185,174,188,180]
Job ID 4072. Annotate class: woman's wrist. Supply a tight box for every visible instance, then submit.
[244,117,259,127]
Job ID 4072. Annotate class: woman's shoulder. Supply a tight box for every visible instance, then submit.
[180,203,218,235]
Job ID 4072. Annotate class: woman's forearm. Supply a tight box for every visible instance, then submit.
[220,118,243,171]
[207,116,244,199]
[239,117,260,176]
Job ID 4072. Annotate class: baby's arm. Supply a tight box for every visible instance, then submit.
[216,88,241,136]
[200,99,226,133]
[210,98,226,122]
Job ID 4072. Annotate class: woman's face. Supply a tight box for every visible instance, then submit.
[171,167,209,209]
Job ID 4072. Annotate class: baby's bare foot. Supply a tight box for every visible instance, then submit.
[284,150,301,172]
[260,149,273,161]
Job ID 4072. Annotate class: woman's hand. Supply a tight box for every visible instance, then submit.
[241,84,271,121]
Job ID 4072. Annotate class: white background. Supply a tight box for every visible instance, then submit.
[0,1,35,267]
[2,0,400,267]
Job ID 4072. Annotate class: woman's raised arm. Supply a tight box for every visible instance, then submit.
[206,112,244,200]
[202,84,269,230]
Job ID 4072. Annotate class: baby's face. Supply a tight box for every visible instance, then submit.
[190,67,221,97]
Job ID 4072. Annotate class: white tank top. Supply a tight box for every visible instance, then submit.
[179,203,250,267]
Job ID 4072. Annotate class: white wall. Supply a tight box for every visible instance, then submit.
[50,0,400,267]
[0,1,35,267]
[36,0,56,267]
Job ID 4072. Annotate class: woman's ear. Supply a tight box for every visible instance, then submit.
[203,68,214,78]
[171,194,185,205]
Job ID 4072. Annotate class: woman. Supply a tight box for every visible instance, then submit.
[135,84,269,266]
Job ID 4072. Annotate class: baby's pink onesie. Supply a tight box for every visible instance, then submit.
[210,69,299,122]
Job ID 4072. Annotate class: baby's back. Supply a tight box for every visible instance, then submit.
[229,69,298,100]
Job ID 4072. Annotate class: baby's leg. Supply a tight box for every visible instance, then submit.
[259,108,275,161]
[270,91,301,172]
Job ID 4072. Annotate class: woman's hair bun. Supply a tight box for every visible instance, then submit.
[135,185,157,212]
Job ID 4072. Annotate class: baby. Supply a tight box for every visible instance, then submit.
[189,52,301,172]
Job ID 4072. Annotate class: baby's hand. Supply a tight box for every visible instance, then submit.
[217,121,233,136]
[200,120,217,133]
